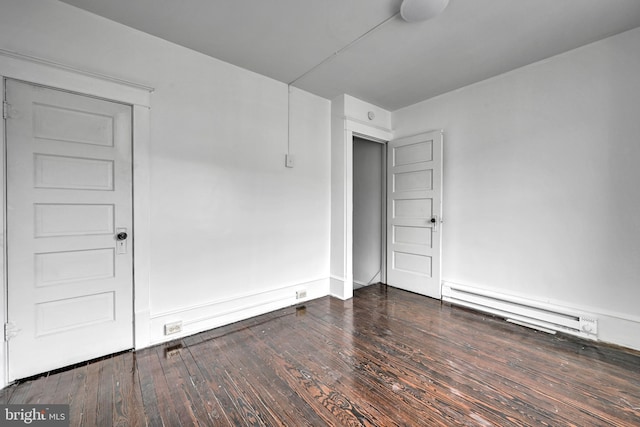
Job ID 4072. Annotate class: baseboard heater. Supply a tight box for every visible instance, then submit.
[441,282,598,340]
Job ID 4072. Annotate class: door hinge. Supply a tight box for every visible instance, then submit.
[2,101,9,120]
[4,322,20,341]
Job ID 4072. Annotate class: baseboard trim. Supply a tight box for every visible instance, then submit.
[148,278,330,345]
[330,276,345,298]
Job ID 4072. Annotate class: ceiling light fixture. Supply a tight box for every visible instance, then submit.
[400,0,450,22]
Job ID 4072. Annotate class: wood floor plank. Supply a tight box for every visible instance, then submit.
[309,303,559,425]
[143,348,184,426]
[48,366,76,404]
[350,288,616,423]
[185,333,253,426]
[298,310,485,425]
[96,355,115,426]
[79,356,104,426]
[6,380,32,405]
[66,364,88,427]
[135,347,164,426]
[177,339,235,426]
[153,343,208,426]
[248,312,427,426]
[299,306,486,425]
[0,384,15,404]
[112,351,146,427]
[2,284,639,426]
[207,338,286,426]
[219,323,326,426]
[203,356,267,426]
[22,373,53,404]
[211,324,322,426]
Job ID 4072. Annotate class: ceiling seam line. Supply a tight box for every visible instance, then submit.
[287,12,400,87]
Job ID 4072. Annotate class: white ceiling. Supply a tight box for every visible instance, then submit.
[58,0,640,110]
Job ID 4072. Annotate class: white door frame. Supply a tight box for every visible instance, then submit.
[333,115,444,301]
[332,118,393,300]
[0,49,153,387]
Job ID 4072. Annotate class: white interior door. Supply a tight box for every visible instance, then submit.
[5,79,133,380]
[386,131,443,298]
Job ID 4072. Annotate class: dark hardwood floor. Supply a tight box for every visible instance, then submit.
[1,284,639,426]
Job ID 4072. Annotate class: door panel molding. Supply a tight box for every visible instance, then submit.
[387,130,443,298]
[6,80,134,380]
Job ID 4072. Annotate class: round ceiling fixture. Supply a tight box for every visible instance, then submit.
[400,0,450,23]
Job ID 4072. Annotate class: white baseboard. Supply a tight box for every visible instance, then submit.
[134,308,151,350]
[330,276,346,298]
[148,278,330,346]
[593,313,640,352]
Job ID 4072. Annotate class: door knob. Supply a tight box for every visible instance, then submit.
[429,215,438,232]
[117,232,128,241]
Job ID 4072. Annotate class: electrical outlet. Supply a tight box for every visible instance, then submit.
[285,154,295,168]
[296,290,307,300]
[164,321,182,335]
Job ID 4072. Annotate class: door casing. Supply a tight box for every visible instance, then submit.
[334,116,443,300]
[0,49,153,387]
[331,110,393,300]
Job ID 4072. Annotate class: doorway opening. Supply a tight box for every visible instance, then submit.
[352,136,387,290]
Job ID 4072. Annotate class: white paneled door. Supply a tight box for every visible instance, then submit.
[386,131,443,298]
[5,80,133,380]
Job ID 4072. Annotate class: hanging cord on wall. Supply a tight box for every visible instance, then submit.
[285,84,294,167]
[367,269,382,285]
[284,12,399,167]
[287,12,400,88]
[287,84,291,154]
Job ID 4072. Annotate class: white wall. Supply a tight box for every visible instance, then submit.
[393,27,640,350]
[353,138,384,287]
[0,0,331,349]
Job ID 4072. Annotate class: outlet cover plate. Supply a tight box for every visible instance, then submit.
[164,321,183,335]
[285,154,295,168]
